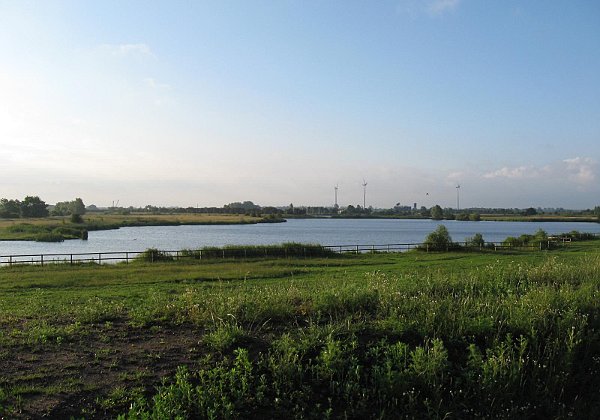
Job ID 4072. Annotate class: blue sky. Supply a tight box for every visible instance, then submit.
[1,0,598,209]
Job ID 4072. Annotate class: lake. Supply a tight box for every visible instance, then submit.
[1,218,599,257]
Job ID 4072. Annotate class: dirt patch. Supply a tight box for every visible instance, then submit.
[0,321,205,419]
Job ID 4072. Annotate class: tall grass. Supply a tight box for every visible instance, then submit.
[131,243,335,263]
[2,244,600,418]
[119,255,600,418]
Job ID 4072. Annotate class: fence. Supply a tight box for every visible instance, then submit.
[0,239,573,267]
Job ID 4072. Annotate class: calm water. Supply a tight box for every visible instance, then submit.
[1,218,599,256]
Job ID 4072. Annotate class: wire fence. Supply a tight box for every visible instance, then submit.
[0,238,575,267]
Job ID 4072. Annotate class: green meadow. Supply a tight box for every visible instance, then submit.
[1,241,599,418]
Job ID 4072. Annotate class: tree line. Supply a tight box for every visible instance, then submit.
[0,197,86,219]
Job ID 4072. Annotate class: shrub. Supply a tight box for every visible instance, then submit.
[135,248,174,263]
[502,236,522,247]
[455,213,470,221]
[532,228,548,241]
[181,244,335,260]
[469,213,481,221]
[466,233,485,248]
[35,232,64,242]
[503,229,549,249]
[52,226,81,237]
[423,225,453,251]
[70,214,84,224]
[561,231,597,241]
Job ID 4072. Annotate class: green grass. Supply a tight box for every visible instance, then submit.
[0,241,599,417]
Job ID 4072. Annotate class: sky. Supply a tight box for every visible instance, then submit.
[0,0,599,209]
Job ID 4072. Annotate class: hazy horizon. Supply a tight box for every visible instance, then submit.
[1,1,598,209]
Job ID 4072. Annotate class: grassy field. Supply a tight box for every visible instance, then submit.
[1,241,600,418]
[0,213,282,241]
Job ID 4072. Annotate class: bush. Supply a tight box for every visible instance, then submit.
[70,214,84,224]
[466,233,485,248]
[423,225,453,251]
[560,231,597,241]
[502,236,522,247]
[455,213,470,221]
[503,229,549,249]
[469,213,481,221]
[135,248,174,263]
[35,232,65,242]
[532,228,548,241]
[180,243,335,260]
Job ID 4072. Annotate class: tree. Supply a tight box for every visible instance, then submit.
[71,198,86,215]
[0,198,21,218]
[20,196,49,218]
[52,198,86,216]
[594,206,600,221]
[430,205,443,220]
[423,225,453,251]
[524,207,537,216]
[51,201,70,216]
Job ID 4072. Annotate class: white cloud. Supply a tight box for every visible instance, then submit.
[483,165,541,179]
[483,157,597,188]
[98,43,155,58]
[563,157,596,185]
[427,0,461,15]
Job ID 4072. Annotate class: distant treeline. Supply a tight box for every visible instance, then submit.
[0,197,86,219]
[0,196,50,218]
[3,196,600,221]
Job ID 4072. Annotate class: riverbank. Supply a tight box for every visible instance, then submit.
[0,213,285,242]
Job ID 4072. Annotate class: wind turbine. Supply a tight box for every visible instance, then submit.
[456,184,461,211]
[334,184,339,208]
[362,179,368,209]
